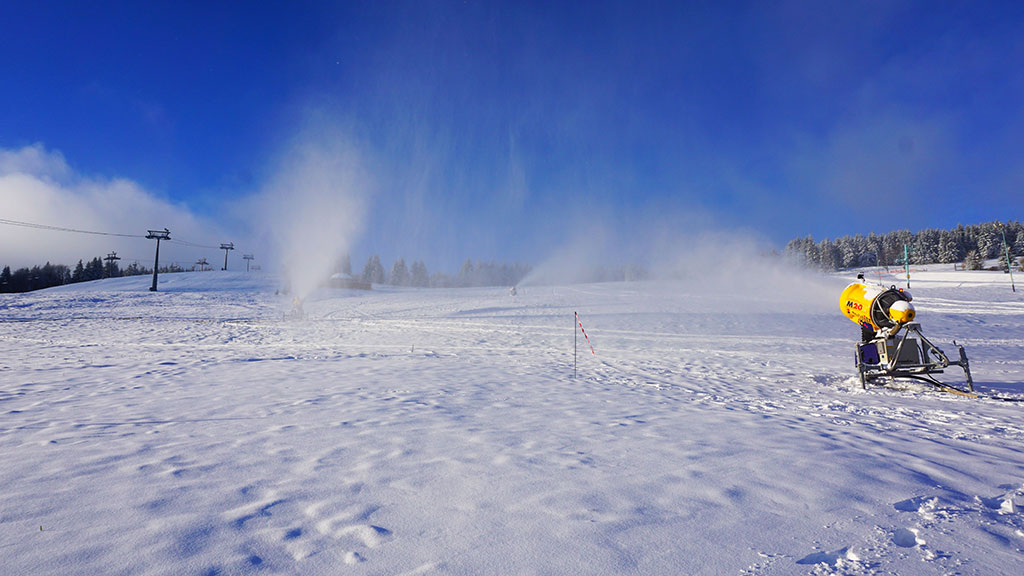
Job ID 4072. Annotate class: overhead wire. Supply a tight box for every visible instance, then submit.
[0,217,242,255]
[167,238,222,250]
[0,218,144,238]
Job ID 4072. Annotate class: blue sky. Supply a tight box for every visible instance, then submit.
[2,1,1023,272]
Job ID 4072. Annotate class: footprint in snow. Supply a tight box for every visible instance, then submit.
[306,501,394,550]
[795,546,859,566]
[892,527,925,548]
[977,494,1017,514]
[893,496,939,518]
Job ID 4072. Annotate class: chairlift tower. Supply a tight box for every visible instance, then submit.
[146,228,171,291]
[103,251,121,278]
[243,254,254,272]
[220,242,234,271]
[195,257,209,272]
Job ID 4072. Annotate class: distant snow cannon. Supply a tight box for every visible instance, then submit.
[841,276,973,393]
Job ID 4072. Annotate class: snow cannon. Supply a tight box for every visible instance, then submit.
[842,277,973,393]
[840,282,916,338]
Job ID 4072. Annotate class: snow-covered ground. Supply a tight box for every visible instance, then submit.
[1,267,1023,575]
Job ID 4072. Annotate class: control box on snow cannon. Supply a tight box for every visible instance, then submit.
[841,277,973,393]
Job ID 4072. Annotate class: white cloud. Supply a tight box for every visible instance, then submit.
[0,144,223,270]
[0,143,72,181]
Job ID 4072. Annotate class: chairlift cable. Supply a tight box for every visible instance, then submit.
[0,218,144,238]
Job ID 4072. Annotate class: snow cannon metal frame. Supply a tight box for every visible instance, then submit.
[842,278,974,393]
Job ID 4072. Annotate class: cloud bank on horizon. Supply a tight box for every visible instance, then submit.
[0,144,225,270]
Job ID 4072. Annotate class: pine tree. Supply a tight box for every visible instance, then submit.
[72,260,85,283]
[864,233,883,267]
[338,254,352,276]
[103,259,120,279]
[817,240,839,271]
[459,259,475,286]
[849,235,867,267]
[803,240,819,269]
[362,255,385,284]
[390,258,409,286]
[410,260,429,287]
[944,230,965,263]
[911,229,937,265]
[977,225,1000,259]
[837,238,857,269]
[0,266,10,293]
[84,257,104,281]
[124,261,148,276]
[964,250,983,270]
[784,237,806,266]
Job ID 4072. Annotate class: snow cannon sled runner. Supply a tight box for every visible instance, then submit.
[841,276,973,392]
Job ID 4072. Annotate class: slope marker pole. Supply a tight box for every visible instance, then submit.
[999,224,1016,292]
[576,312,595,355]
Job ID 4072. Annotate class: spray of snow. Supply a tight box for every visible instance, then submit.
[521,211,837,313]
[252,126,371,299]
[645,228,840,313]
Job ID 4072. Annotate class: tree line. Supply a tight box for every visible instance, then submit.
[0,257,175,293]
[785,221,1024,272]
[2,251,532,294]
[339,254,532,288]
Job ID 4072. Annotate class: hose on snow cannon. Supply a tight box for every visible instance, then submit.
[841,275,973,393]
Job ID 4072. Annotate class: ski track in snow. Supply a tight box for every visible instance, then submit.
[1,271,1023,575]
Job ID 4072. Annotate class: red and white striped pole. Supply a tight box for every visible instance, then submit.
[575,311,594,378]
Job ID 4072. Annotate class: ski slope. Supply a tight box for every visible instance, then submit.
[1,267,1023,575]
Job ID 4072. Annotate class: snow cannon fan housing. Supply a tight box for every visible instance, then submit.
[840,282,916,332]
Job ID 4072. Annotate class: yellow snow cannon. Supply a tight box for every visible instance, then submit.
[840,281,916,337]
[842,276,973,393]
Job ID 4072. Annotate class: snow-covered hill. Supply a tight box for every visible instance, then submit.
[1,269,1023,574]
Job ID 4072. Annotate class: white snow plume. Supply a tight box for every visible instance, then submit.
[0,143,216,269]
[252,127,370,299]
[521,211,837,313]
[646,228,839,313]
[519,224,621,287]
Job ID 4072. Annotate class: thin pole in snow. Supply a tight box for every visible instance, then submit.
[999,224,1016,292]
[576,312,595,355]
[904,244,911,289]
[574,311,595,379]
